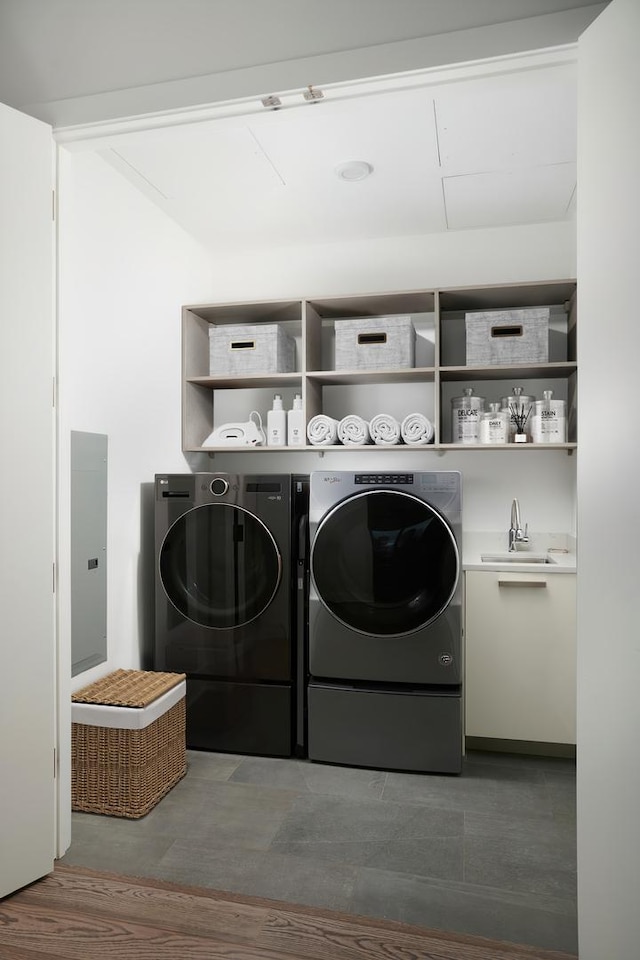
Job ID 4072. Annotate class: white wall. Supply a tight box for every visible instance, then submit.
[58,149,213,696]
[576,0,640,956]
[210,220,576,301]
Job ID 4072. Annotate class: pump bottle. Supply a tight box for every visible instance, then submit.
[267,394,286,446]
[287,394,304,446]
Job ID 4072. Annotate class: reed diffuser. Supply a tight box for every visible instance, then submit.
[509,401,533,442]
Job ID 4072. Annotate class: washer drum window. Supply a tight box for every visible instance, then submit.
[311,490,459,637]
[159,503,281,629]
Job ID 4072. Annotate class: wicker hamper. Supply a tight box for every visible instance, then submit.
[71,669,187,819]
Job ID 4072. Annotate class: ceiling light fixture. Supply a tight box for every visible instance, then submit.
[335,160,374,182]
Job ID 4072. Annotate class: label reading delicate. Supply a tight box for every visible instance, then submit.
[454,408,480,443]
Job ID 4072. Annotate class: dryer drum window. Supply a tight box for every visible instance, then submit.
[311,490,459,637]
[159,503,282,629]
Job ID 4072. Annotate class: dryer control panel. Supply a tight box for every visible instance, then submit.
[354,473,414,485]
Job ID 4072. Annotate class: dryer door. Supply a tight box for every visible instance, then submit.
[311,490,459,637]
[160,503,281,628]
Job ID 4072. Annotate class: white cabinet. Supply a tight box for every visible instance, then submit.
[464,570,576,744]
[182,281,577,452]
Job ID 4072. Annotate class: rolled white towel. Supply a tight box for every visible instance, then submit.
[401,412,435,445]
[369,413,401,446]
[307,414,339,446]
[338,414,371,446]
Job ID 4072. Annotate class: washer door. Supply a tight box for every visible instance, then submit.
[311,489,459,637]
[160,503,281,628]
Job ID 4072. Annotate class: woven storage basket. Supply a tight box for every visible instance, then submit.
[71,669,187,819]
[334,315,415,370]
[465,308,549,365]
[209,323,296,375]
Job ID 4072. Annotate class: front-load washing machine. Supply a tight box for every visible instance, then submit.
[154,472,308,757]
[307,470,462,774]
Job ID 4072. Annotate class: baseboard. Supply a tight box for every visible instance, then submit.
[465,736,576,759]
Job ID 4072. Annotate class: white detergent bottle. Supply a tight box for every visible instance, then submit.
[267,394,286,446]
[287,394,304,446]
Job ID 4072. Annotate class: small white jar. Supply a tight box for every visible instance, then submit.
[451,388,484,444]
[479,402,509,444]
[531,390,567,443]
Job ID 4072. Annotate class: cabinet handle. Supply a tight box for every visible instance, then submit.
[498,579,547,588]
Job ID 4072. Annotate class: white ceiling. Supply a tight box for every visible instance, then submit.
[0,0,604,118]
[0,1,602,253]
[94,56,578,253]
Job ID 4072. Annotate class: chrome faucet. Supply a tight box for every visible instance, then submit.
[508,498,529,552]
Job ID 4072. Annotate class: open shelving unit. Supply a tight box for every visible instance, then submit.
[182,280,577,453]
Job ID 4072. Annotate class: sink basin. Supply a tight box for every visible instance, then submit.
[480,553,557,564]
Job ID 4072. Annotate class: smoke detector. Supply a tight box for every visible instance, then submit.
[335,160,373,182]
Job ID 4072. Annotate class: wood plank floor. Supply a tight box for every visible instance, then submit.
[0,865,578,960]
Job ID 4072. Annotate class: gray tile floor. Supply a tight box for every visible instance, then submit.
[61,749,577,954]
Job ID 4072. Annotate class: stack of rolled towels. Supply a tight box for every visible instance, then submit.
[307,412,434,446]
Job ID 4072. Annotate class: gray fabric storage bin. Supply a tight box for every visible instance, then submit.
[334,315,415,370]
[209,323,296,375]
[465,308,549,365]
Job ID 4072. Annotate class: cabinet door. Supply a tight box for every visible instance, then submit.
[577,2,640,955]
[0,102,55,896]
[465,571,576,743]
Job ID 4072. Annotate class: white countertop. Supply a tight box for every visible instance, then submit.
[463,531,577,573]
